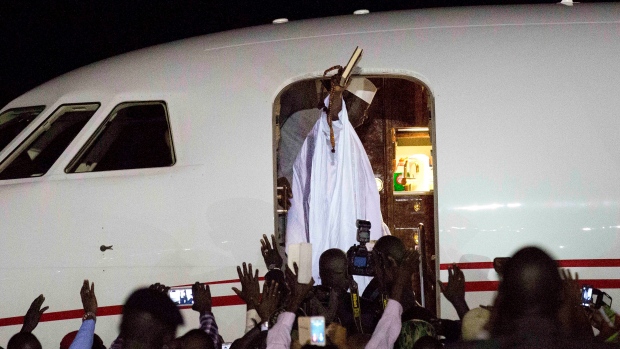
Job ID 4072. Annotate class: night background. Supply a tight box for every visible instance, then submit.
[0,0,612,108]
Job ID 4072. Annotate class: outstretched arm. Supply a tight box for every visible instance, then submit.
[439,264,470,320]
[69,280,98,349]
[21,294,49,333]
[194,282,224,349]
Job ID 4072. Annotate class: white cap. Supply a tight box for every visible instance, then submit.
[346,77,377,105]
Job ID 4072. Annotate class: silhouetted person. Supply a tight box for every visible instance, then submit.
[119,288,184,349]
[178,329,214,349]
[449,246,615,348]
[307,249,377,334]
[368,236,433,323]
[7,332,42,349]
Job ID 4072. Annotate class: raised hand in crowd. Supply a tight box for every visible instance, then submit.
[439,263,470,320]
[80,280,98,320]
[20,294,49,333]
[192,282,212,315]
[558,269,593,339]
[254,280,281,323]
[285,263,315,313]
[261,234,283,271]
[149,282,170,295]
[232,262,261,311]
[390,249,419,305]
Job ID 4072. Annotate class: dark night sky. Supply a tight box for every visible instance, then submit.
[0,0,611,108]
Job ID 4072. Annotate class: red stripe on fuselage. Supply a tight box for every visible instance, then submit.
[0,295,244,327]
[438,279,620,293]
[3,262,620,327]
[440,259,620,270]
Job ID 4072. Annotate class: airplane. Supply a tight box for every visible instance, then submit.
[1,2,620,347]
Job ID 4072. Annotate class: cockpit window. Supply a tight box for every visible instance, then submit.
[66,101,175,173]
[0,103,99,180]
[0,106,46,153]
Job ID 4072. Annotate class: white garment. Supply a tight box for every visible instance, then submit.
[365,299,403,349]
[277,108,322,184]
[286,97,384,288]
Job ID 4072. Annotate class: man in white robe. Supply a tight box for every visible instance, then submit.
[286,80,385,289]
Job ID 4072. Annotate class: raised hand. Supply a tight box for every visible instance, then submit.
[440,264,466,305]
[149,282,170,295]
[390,249,419,304]
[560,268,581,306]
[260,234,283,270]
[439,263,469,319]
[80,280,98,316]
[231,262,260,310]
[255,280,281,322]
[20,294,49,333]
[285,263,315,313]
[192,282,212,315]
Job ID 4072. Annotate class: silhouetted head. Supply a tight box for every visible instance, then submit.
[120,288,184,349]
[7,332,41,349]
[491,246,562,336]
[265,269,289,300]
[343,90,372,128]
[372,236,406,287]
[319,248,349,291]
[180,329,214,349]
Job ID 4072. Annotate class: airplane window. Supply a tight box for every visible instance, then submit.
[66,101,175,173]
[0,106,46,153]
[0,103,99,180]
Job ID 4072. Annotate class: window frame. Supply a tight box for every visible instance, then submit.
[65,100,176,174]
[0,105,46,153]
[0,103,100,178]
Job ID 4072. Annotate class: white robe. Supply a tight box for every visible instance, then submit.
[285,98,384,288]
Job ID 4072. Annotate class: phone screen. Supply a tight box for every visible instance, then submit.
[581,286,593,306]
[310,316,325,346]
[169,287,194,306]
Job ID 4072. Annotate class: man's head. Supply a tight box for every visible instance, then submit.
[265,269,289,302]
[179,329,215,349]
[319,249,350,292]
[372,236,406,287]
[7,332,41,349]
[343,77,377,128]
[491,246,562,335]
[120,288,184,349]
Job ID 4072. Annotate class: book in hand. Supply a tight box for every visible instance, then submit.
[340,47,363,87]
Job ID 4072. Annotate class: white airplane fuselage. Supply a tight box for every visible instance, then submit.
[1,3,620,347]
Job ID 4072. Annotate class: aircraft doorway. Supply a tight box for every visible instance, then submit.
[273,76,437,315]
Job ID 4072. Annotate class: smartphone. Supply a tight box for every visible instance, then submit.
[581,285,613,309]
[310,316,326,346]
[581,285,594,307]
[168,287,194,306]
[298,316,325,346]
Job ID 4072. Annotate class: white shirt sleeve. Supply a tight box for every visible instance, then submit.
[245,309,261,333]
[365,299,403,349]
[266,311,296,349]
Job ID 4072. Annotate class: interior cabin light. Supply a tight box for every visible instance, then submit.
[397,127,429,132]
[273,18,289,24]
[353,9,370,15]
